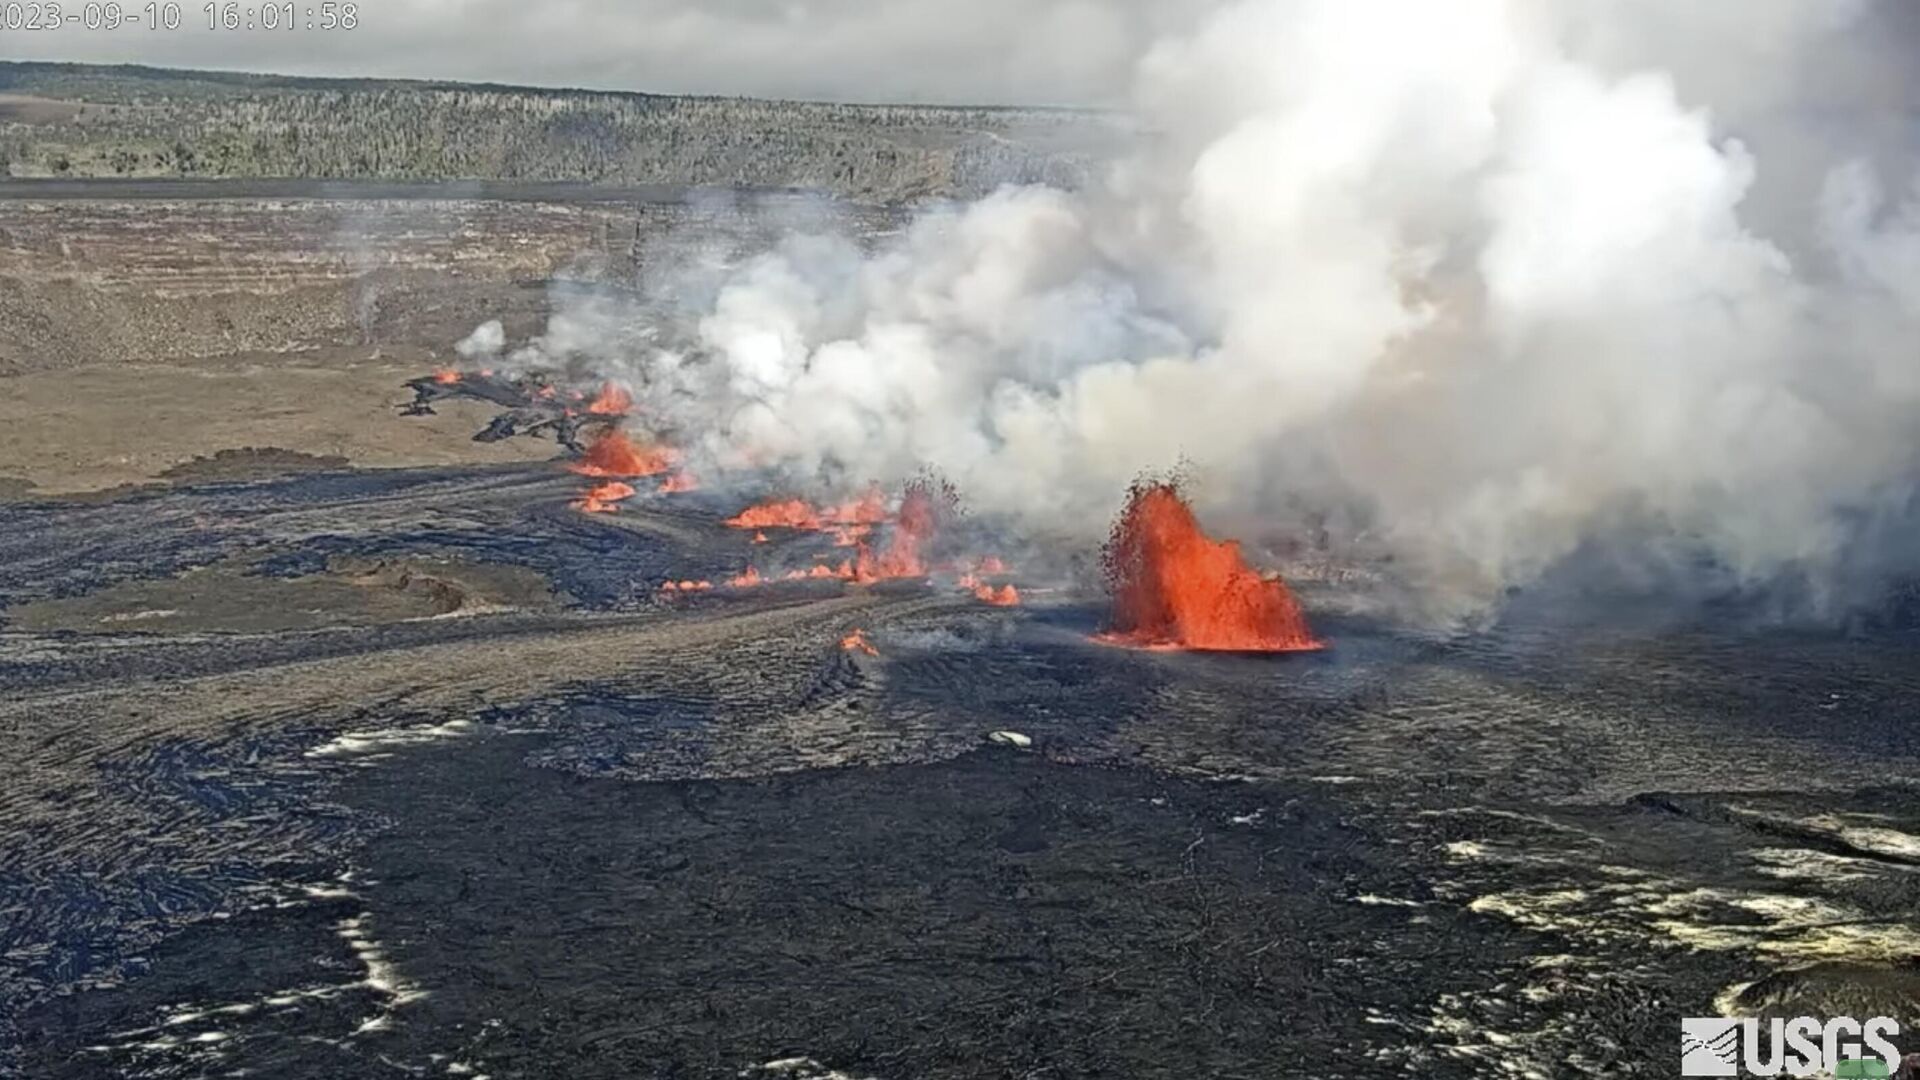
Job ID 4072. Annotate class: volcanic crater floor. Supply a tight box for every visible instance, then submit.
[4,461,1920,1078]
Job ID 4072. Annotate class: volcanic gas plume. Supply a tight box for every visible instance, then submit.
[1100,482,1320,653]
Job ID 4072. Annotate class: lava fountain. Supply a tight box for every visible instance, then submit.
[1099,482,1321,653]
[586,382,634,416]
[569,429,676,479]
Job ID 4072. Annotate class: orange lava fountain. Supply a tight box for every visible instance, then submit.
[853,478,948,583]
[586,382,634,416]
[572,481,637,514]
[432,368,462,385]
[826,487,887,525]
[569,429,676,479]
[1099,483,1321,653]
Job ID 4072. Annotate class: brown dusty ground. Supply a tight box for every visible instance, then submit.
[0,195,625,493]
[0,349,562,495]
[0,191,899,495]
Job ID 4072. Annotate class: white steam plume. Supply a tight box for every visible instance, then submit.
[498,0,1920,619]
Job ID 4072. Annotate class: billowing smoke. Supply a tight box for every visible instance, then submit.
[492,0,1920,621]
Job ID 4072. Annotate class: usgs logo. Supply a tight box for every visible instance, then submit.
[1681,1017,1900,1077]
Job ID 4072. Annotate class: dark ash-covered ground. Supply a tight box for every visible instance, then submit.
[4,452,1920,1079]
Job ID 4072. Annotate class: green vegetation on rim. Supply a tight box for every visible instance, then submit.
[0,61,1114,201]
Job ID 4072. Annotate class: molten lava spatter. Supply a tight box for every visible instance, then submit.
[1099,483,1321,653]
[432,368,462,385]
[827,487,888,526]
[569,429,676,479]
[572,481,637,514]
[726,498,824,531]
[853,477,952,583]
[840,628,879,656]
[786,561,854,581]
[724,487,887,533]
[587,382,634,416]
[711,477,997,593]
[959,573,1021,607]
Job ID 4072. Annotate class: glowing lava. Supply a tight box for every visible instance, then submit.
[840,628,879,656]
[1099,482,1321,653]
[432,368,462,385]
[827,487,887,526]
[784,561,854,581]
[569,429,676,478]
[572,481,637,514]
[852,478,948,583]
[725,498,824,531]
[724,486,887,533]
[959,573,1021,607]
[587,382,633,415]
[659,472,699,494]
[716,478,976,590]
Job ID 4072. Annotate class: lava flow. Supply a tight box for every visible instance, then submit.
[724,488,887,533]
[572,481,637,514]
[839,628,879,656]
[569,429,677,479]
[705,478,1019,602]
[1099,482,1321,653]
[726,498,823,531]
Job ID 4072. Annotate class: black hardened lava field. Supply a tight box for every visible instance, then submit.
[5,434,1920,1078]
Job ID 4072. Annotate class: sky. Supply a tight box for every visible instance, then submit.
[4,0,1212,105]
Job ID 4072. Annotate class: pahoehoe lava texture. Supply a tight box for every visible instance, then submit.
[5,461,1920,1078]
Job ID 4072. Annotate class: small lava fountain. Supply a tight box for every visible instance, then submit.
[569,429,676,479]
[1099,482,1321,653]
[585,381,634,416]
